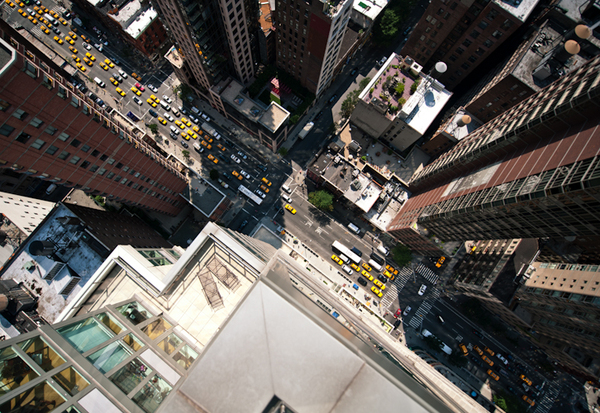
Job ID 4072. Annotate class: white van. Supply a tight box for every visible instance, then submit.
[282,185,292,193]
[169,126,179,134]
[171,107,180,117]
[160,101,171,111]
[377,244,390,256]
[282,194,292,203]
[44,13,58,26]
[193,143,203,153]
[368,259,383,272]
[348,222,360,235]
[94,77,105,88]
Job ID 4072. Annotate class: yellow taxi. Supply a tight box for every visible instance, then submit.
[18,8,27,17]
[373,279,386,290]
[436,256,446,268]
[207,154,218,164]
[58,17,67,25]
[385,264,398,275]
[262,177,272,186]
[68,31,77,39]
[200,140,211,149]
[146,98,157,108]
[216,143,226,151]
[362,262,372,272]
[284,204,296,214]
[487,370,499,381]
[104,58,115,68]
[41,5,48,12]
[192,125,200,133]
[76,62,86,72]
[158,116,167,125]
[130,86,141,96]
[39,17,49,25]
[481,355,494,366]
[150,94,158,102]
[71,54,80,63]
[110,77,119,86]
[5,0,15,8]
[181,117,191,127]
[350,263,361,272]
[361,270,373,281]
[459,343,468,356]
[116,87,125,97]
[205,136,213,143]
[53,36,63,45]
[174,120,184,129]
[484,346,495,356]
[132,72,142,81]
[259,184,270,193]
[522,396,535,407]
[99,61,108,71]
[383,270,395,281]
[68,45,77,54]
[65,36,74,45]
[473,345,484,356]
[85,52,96,61]
[232,170,242,180]
[36,8,43,15]
[371,286,383,298]
[331,255,343,265]
[520,375,532,386]
[83,56,93,66]
[18,0,24,6]
[40,25,50,34]
[49,10,58,18]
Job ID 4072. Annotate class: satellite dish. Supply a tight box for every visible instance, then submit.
[575,25,591,39]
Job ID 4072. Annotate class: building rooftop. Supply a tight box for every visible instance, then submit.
[352,0,389,22]
[524,260,600,297]
[1,204,107,322]
[181,175,227,219]
[0,37,16,78]
[258,1,273,33]
[0,191,55,236]
[125,7,158,39]
[493,0,539,22]
[259,101,290,133]
[218,79,264,121]
[165,46,184,69]
[438,108,482,142]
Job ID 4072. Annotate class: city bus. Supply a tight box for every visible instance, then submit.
[331,241,361,265]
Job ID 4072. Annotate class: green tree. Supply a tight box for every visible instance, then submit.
[181,150,190,159]
[379,9,400,39]
[448,351,468,367]
[290,114,300,125]
[174,83,194,101]
[308,190,334,211]
[492,395,508,411]
[394,83,405,96]
[391,243,412,266]
[410,78,421,94]
[339,91,359,118]
[423,335,442,352]
[279,147,288,156]
[148,124,158,134]
[209,169,219,180]
[359,76,372,91]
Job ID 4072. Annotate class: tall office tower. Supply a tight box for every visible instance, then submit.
[0,21,188,216]
[272,0,353,96]
[152,0,258,106]
[401,0,539,90]
[387,55,600,256]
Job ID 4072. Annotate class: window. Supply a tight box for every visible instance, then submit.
[89,165,99,172]
[475,47,485,56]
[71,95,79,108]
[24,60,37,78]
[486,9,498,20]
[19,336,66,372]
[100,154,108,161]
[478,21,488,30]
[58,151,70,160]
[44,125,57,135]
[12,109,28,120]
[456,47,464,55]
[81,144,91,152]
[69,156,81,165]
[470,30,480,38]
[70,139,81,148]
[106,172,115,179]
[449,55,457,62]
[462,39,472,47]
[80,160,90,169]
[15,132,31,143]
[91,150,100,157]
[29,117,43,128]
[57,86,67,99]
[57,132,70,142]
[0,99,10,111]
[501,19,513,30]
[46,145,59,155]
[0,124,15,137]
[31,139,46,150]
[492,30,503,39]
[114,175,122,182]
[107,158,116,165]
[468,55,477,63]
[483,39,493,48]
[98,168,106,176]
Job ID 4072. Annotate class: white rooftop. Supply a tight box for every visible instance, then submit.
[125,7,157,39]
[0,191,55,236]
[352,0,389,21]
[344,175,382,212]
[402,78,452,135]
[493,0,540,22]
[442,109,482,142]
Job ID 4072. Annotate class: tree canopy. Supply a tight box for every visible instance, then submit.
[308,190,334,211]
[391,243,412,266]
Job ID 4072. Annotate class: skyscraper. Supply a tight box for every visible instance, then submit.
[0,21,187,216]
[387,55,600,255]
[401,0,540,90]
[272,0,353,95]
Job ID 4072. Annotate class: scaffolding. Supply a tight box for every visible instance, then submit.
[206,256,241,292]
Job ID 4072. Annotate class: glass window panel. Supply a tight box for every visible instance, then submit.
[122,333,144,352]
[87,341,132,374]
[0,380,65,412]
[132,375,172,413]
[0,346,39,396]
[109,358,151,395]
[57,317,113,353]
[96,313,125,336]
[117,302,153,325]
[141,318,172,340]
[19,336,65,372]
[158,333,182,355]
[65,407,84,413]
[52,366,90,396]
[173,345,198,370]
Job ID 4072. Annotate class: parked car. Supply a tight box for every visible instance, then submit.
[403,306,411,316]
[418,284,427,295]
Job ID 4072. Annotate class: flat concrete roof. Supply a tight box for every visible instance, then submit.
[352,0,389,21]
[125,7,157,39]
[402,79,452,135]
[258,101,290,133]
[0,37,16,78]
[442,109,482,142]
[220,79,264,121]
[165,46,184,69]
